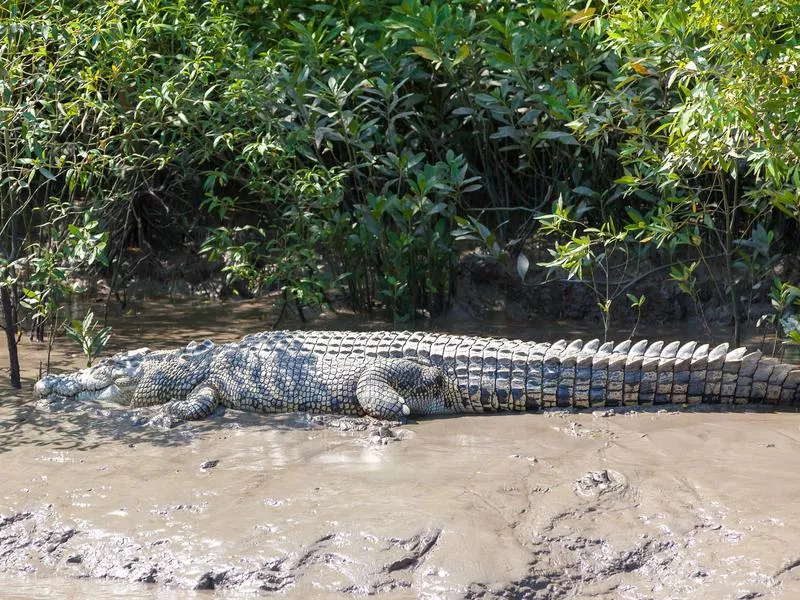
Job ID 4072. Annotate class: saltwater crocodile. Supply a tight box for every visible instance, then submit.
[34,330,800,421]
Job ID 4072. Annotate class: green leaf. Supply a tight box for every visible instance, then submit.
[493,51,516,66]
[625,207,645,224]
[39,167,56,181]
[412,46,438,61]
[516,252,530,282]
[569,7,596,25]
[473,93,499,107]
[537,131,579,145]
[453,44,470,65]
[572,186,597,197]
[452,107,473,116]
[491,126,520,141]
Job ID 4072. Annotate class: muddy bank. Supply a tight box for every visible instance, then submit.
[2,299,800,598]
[3,397,800,598]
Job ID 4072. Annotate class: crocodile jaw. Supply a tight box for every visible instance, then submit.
[34,348,150,406]
[34,374,131,404]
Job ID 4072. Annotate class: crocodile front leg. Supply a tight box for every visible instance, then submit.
[144,381,219,428]
[356,359,460,420]
[168,383,221,419]
[356,368,412,421]
[146,383,221,429]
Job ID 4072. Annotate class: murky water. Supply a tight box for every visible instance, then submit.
[1,297,800,598]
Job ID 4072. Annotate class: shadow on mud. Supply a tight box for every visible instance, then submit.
[3,381,798,456]
[0,390,337,454]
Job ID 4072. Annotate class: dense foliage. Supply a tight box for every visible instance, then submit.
[1,0,799,383]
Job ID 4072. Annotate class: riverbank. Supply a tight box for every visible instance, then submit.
[1,299,799,598]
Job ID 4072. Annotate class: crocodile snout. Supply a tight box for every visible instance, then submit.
[33,377,53,399]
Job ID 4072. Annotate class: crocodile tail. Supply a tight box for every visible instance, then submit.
[522,339,800,410]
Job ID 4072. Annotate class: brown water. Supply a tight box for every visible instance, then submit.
[1,298,800,598]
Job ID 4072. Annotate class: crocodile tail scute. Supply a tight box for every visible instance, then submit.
[523,338,800,409]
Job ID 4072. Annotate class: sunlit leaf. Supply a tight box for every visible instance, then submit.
[453,44,470,65]
[412,46,438,61]
[516,252,530,282]
[568,7,596,25]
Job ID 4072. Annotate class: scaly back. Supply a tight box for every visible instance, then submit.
[238,331,800,411]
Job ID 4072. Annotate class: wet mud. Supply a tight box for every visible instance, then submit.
[1,299,800,598]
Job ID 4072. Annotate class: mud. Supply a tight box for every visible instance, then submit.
[1,299,800,598]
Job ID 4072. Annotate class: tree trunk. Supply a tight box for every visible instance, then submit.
[1,284,21,389]
[719,170,742,348]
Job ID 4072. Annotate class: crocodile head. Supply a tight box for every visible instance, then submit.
[34,347,152,405]
[34,340,218,407]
